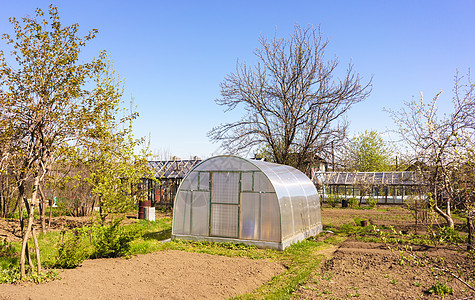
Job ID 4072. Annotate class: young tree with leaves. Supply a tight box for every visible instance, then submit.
[71,62,153,221]
[0,5,107,278]
[209,25,371,172]
[0,5,151,279]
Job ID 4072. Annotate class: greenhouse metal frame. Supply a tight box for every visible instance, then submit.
[172,155,322,250]
[312,171,426,204]
[145,159,202,208]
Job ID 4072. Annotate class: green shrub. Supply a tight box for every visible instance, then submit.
[326,194,341,207]
[366,196,378,209]
[92,218,138,258]
[0,239,16,257]
[427,281,453,297]
[347,197,359,208]
[55,230,87,269]
[0,264,58,284]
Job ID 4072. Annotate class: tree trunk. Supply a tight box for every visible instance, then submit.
[18,182,25,236]
[433,204,454,228]
[48,199,53,227]
[432,185,454,228]
[468,215,475,251]
[26,242,34,271]
[38,199,45,234]
[32,227,41,274]
[20,174,41,280]
[90,197,96,216]
[99,196,107,222]
[39,185,47,233]
[20,197,33,279]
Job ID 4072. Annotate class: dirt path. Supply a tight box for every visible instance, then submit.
[0,250,285,300]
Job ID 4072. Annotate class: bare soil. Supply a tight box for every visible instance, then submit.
[295,238,474,299]
[0,250,285,300]
[295,206,475,299]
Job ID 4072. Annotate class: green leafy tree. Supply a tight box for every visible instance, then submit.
[347,130,393,172]
[0,5,151,279]
[70,61,153,221]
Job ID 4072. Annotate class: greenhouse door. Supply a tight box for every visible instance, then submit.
[210,172,240,238]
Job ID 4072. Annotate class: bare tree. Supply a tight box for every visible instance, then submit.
[208,25,371,171]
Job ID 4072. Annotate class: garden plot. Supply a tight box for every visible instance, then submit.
[0,250,285,300]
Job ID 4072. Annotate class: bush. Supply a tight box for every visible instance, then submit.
[92,218,138,258]
[55,230,87,269]
[0,264,20,283]
[366,196,378,209]
[347,197,359,208]
[326,194,341,207]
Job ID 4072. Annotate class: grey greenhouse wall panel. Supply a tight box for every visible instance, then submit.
[171,155,322,250]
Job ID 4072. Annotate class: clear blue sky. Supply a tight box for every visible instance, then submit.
[1,1,474,159]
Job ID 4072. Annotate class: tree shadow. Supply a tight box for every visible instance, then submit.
[142,229,171,241]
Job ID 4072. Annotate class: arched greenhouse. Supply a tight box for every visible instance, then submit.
[172,155,322,250]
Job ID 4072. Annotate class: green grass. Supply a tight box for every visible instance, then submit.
[233,239,334,299]
[0,242,20,270]
[0,217,174,273]
[9,206,66,220]
[322,221,439,247]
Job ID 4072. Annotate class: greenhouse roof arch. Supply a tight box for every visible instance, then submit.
[172,155,322,250]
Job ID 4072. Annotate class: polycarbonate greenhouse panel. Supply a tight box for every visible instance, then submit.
[211,172,239,204]
[199,172,210,191]
[259,192,280,242]
[253,171,274,193]
[308,191,321,226]
[190,191,209,236]
[173,190,191,234]
[179,171,198,190]
[239,192,280,242]
[194,156,259,172]
[253,161,306,236]
[210,204,239,238]
[292,197,303,232]
[240,193,260,240]
[240,172,253,192]
[279,196,294,239]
